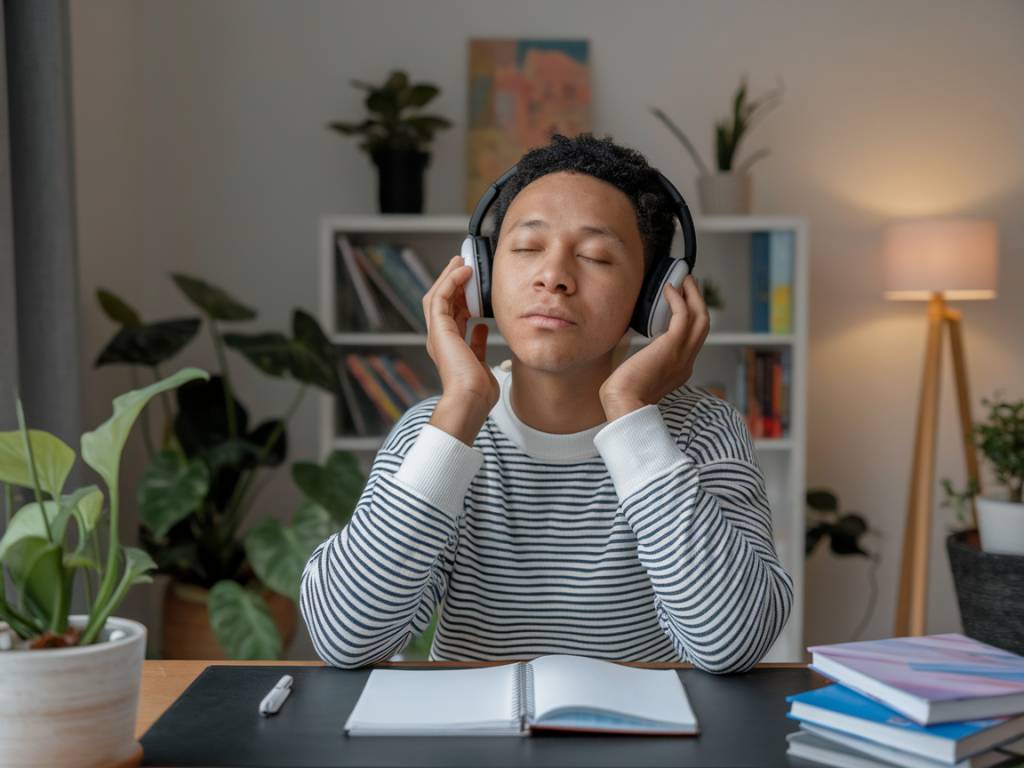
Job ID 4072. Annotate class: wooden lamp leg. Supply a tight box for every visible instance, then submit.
[945,308,982,529]
[895,293,945,637]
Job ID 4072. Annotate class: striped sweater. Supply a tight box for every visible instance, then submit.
[300,362,794,673]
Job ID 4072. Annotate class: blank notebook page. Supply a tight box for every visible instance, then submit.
[344,664,519,730]
[530,655,695,726]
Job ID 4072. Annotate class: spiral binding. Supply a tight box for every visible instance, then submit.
[511,662,536,731]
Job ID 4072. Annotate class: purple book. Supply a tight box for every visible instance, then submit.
[809,634,1024,726]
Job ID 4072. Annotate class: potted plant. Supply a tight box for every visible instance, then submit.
[942,394,1024,654]
[651,75,783,215]
[0,367,206,767]
[700,277,725,327]
[328,69,453,214]
[806,488,880,641]
[94,276,366,659]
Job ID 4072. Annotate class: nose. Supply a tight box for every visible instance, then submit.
[531,241,577,295]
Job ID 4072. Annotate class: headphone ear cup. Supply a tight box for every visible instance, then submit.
[630,257,690,338]
[473,237,493,317]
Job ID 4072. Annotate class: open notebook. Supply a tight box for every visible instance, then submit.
[344,654,699,736]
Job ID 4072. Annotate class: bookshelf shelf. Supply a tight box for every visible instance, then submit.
[319,213,808,663]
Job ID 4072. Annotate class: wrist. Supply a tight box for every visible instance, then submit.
[430,393,491,446]
[601,395,646,422]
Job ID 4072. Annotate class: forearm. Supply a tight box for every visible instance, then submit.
[300,427,483,668]
[594,405,794,674]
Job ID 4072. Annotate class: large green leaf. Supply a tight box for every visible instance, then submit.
[0,501,69,563]
[6,537,66,630]
[172,274,256,321]
[94,318,201,367]
[96,288,142,327]
[222,332,292,377]
[63,485,104,543]
[244,502,333,601]
[138,450,210,539]
[292,451,364,525]
[0,429,75,500]
[290,310,340,393]
[82,367,209,490]
[208,580,282,659]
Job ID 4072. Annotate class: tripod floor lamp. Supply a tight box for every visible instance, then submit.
[883,218,999,638]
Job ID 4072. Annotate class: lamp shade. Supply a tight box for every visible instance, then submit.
[883,218,998,301]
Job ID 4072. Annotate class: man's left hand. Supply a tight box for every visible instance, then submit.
[600,274,710,421]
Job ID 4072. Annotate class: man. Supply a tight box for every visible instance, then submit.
[301,133,793,672]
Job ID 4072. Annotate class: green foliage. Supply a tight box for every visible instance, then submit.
[651,75,783,174]
[805,488,873,558]
[942,393,1024,520]
[328,69,452,154]
[94,277,366,658]
[700,278,725,310]
[0,367,207,646]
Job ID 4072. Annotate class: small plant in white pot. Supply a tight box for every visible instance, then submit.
[651,75,783,215]
[943,394,1024,555]
[0,367,208,768]
[700,277,725,328]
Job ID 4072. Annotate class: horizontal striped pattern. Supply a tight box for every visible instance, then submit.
[300,372,793,673]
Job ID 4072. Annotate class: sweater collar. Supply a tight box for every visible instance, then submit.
[488,362,607,462]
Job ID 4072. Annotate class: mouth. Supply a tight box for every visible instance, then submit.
[522,314,576,330]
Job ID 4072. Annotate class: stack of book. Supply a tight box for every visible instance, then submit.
[786,634,1024,768]
[736,347,789,438]
[336,234,435,333]
[338,352,433,437]
[750,230,794,335]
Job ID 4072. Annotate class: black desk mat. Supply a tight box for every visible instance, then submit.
[140,664,827,768]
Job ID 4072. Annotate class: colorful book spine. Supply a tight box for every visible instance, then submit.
[351,245,426,333]
[399,246,435,294]
[750,233,772,333]
[391,357,431,400]
[366,353,417,409]
[770,231,795,334]
[344,353,402,426]
[367,244,427,328]
[336,234,383,330]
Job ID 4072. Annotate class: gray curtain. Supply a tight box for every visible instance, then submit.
[0,0,81,447]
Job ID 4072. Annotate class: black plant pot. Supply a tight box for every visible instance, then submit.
[947,530,1024,654]
[371,148,430,213]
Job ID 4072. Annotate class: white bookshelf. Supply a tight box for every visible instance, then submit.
[319,214,808,663]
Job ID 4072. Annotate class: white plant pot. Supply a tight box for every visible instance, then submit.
[0,615,145,768]
[977,496,1024,556]
[697,172,753,215]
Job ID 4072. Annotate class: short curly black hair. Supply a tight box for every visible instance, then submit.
[487,133,677,276]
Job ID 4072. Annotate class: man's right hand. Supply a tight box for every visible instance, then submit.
[423,255,500,444]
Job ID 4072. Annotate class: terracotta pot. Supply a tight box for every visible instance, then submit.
[161,581,298,659]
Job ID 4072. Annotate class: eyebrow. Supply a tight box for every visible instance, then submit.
[509,217,626,247]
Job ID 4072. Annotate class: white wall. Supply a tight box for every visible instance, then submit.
[70,0,1024,659]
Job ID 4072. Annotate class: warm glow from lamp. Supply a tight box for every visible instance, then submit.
[883,218,998,301]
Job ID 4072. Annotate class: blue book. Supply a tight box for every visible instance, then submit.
[769,231,794,334]
[787,684,1024,764]
[750,233,771,332]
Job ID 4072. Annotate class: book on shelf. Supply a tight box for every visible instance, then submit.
[336,234,384,331]
[336,357,371,436]
[344,654,699,737]
[786,683,1024,765]
[738,347,789,439]
[336,352,435,438]
[349,244,426,333]
[363,244,428,331]
[786,725,1024,768]
[751,231,794,335]
[399,245,435,293]
[808,634,1024,725]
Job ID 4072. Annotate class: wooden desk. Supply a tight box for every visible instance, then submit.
[136,659,808,738]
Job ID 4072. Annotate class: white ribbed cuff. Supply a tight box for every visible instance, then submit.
[593,404,691,501]
[393,423,485,519]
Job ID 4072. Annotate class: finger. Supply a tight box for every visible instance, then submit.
[663,280,690,340]
[431,262,472,322]
[680,275,710,347]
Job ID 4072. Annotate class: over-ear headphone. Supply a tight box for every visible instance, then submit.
[460,164,697,338]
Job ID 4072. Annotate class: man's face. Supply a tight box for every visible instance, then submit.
[491,171,646,374]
